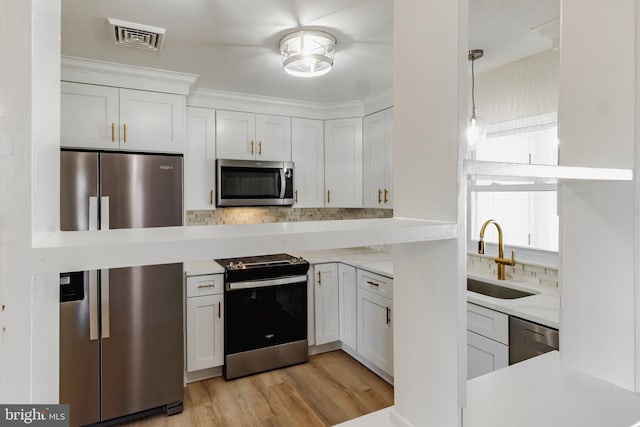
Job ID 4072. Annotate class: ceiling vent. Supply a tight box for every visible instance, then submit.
[107,18,166,51]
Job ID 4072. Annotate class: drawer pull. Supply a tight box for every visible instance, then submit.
[197,283,215,289]
[366,280,380,287]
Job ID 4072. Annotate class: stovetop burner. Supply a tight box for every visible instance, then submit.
[215,253,306,271]
[215,253,309,282]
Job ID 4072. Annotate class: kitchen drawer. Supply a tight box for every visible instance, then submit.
[467,302,509,345]
[186,274,224,297]
[357,268,393,299]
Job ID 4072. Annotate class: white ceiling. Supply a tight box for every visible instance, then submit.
[61,0,559,104]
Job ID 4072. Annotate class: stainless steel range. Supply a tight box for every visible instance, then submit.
[215,254,310,380]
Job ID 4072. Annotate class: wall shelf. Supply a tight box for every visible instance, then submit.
[464,160,633,182]
[31,218,459,273]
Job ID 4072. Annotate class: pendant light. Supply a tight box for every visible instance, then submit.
[467,49,486,148]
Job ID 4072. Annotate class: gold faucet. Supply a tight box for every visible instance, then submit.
[478,219,516,280]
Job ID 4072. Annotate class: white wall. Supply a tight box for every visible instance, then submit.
[475,50,559,125]
[0,0,61,403]
[558,0,637,392]
[392,0,466,425]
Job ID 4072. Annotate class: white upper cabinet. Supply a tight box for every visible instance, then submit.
[184,107,216,211]
[255,114,292,161]
[60,82,185,153]
[216,110,291,161]
[363,108,393,208]
[291,118,325,207]
[118,88,185,153]
[215,110,256,160]
[324,118,363,207]
[61,82,119,150]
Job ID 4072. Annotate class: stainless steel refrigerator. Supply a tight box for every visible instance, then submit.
[59,151,184,426]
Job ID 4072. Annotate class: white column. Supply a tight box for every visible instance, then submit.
[559,0,637,391]
[392,0,467,425]
[0,0,61,403]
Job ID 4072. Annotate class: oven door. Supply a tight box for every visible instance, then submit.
[225,275,307,356]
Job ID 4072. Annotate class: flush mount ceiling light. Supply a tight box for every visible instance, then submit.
[467,49,486,148]
[280,30,336,77]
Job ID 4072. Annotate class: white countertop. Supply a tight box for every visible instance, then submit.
[184,250,560,329]
[467,272,560,329]
[338,352,640,427]
[465,351,640,427]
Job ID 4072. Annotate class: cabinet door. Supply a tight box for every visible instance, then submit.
[291,118,325,207]
[216,110,256,160]
[185,107,216,211]
[307,271,315,346]
[119,88,185,153]
[363,108,393,208]
[255,114,291,161]
[324,118,363,207]
[314,263,340,345]
[60,82,119,150]
[338,264,357,350]
[357,288,393,375]
[467,330,508,379]
[186,294,224,372]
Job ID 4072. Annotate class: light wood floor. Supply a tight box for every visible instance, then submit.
[126,350,394,427]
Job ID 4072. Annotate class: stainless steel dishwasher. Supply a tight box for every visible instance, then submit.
[509,317,559,364]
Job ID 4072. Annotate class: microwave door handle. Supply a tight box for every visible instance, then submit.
[279,168,286,199]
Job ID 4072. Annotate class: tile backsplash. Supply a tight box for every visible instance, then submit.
[186,207,393,225]
[467,253,559,288]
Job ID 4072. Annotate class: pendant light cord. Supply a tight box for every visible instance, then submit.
[470,54,476,118]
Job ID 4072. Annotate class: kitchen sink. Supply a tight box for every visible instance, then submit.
[467,278,535,299]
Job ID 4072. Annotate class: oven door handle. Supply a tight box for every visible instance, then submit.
[226,275,307,291]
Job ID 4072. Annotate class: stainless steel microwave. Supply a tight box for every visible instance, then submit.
[216,159,294,207]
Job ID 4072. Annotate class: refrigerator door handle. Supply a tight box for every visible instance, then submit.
[89,270,99,341]
[100,196,110,230]
[89,197,98,231]
[101,269,110,339]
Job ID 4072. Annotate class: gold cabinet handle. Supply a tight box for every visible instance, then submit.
[123,123,127,143]
[386,307,391,325]
[111,123,115,142]
[295,190,298,203]
[217,302,221,319]
[258,141,262,156]
[209,189,213,205]
[327,190,330,204]
[378,189,382,204]
[197,283,215,289]
[384,188,389,204]
[250,140,254,155]
[317,271,322,285]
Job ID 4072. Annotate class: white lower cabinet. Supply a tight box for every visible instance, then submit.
[186,274,224,372]
[338,264,357,350]
[466,302,509,380]
[357,287,393,376]
[467,330,508,379]
[314,263,340,345]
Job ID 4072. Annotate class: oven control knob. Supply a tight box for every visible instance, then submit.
[236,261,245,270]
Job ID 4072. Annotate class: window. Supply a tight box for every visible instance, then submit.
[469,114,559,254]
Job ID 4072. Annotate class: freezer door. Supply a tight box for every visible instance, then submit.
[100,152,183,229]
[101,263,184,421]
[59,151,100,426]
[60,151,99,231]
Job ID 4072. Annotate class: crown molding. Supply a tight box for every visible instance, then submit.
[187,88,366,120]
[61,56,199,95]
[363,89,394,116]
